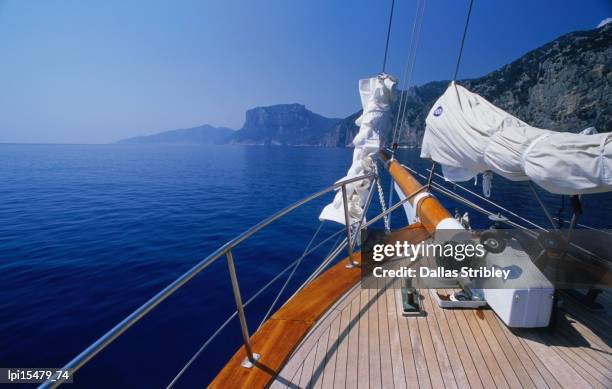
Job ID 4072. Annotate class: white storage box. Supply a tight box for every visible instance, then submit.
[480,239,554,328]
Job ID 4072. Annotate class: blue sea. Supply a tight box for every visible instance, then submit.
[0,144,610,388]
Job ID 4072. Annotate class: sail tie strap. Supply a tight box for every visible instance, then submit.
[482,171,492,198]
[520,133,553,170]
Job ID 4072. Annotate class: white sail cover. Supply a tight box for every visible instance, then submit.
[421,82,612,195]
[319,74,397,225]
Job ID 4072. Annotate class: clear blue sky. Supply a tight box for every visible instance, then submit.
[0,0,610,143]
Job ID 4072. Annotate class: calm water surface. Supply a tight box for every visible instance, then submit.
[0,144,610,387]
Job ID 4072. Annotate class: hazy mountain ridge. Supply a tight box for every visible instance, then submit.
[118,124,234,144]
[118,24,610,147]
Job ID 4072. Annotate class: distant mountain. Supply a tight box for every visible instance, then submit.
[326,23,612,147]
[118,124,234,144]
[229,104,340,146]
[117,24,610,148]
[320,111,362,147]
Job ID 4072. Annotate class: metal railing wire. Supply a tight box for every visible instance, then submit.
[167,224,346,388]
[257,221,326,331]
[47,157,608,388]
[168,173,432,386]
[40,173,377,388]
[402,164,546,232]
[403,164,608,264]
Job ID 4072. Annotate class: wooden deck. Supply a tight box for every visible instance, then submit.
[271,280,612,389]
[210,224,430,388]
[215,158,612,388]
[209,255,362,388]
[210,220,611,388]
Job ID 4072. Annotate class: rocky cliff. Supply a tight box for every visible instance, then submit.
[118,24,610,147]
[229,103,340,146]
[465,22,611,133]
[327,23,611,147]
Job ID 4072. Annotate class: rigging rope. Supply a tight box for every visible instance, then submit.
[387,0,427,229]
[557,195,566,228]
[415,174,607,264]
[453,0,474,81]
[381,0,396,73]
[257,220,325,330]
[404,163,545,230]
[396,0,425,136]
[390,0,426,151]
[426,161,436,189]
[166,224,345,388]
[403,164,539,232]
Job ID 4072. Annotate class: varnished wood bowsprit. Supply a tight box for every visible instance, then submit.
[210,224,431,388]
[379,150,452,234]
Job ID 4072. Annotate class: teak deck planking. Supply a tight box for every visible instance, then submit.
[271,284,612,389]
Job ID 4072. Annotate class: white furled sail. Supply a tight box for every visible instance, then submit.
[421,82,612,195]
[319,74,397,225]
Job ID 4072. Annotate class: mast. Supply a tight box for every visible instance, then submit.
[378,149,462,234]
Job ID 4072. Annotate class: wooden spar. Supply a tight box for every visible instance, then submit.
[378,149,455,234]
